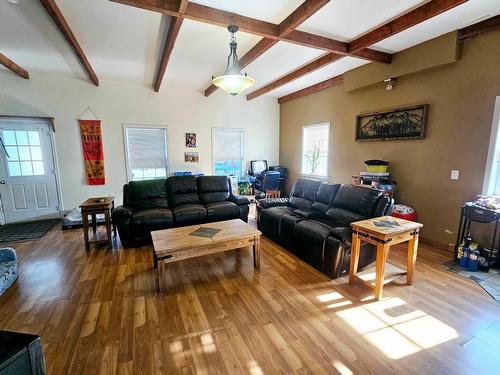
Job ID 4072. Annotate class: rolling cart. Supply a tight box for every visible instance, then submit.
[454,203,500,272]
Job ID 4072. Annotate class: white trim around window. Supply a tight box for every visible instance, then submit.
[122,124,169,182]
[483,97,500,195]
[300,122,330,179]
[211,127,244,176]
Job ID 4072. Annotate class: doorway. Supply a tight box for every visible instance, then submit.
[0,117,61,224]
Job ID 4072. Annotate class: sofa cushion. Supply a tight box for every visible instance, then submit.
[131,209,173,234]
[330,185,382,217]
[205,202,241,221]
[172,204,207,225]
[289,178,321,209]
[325,208,366,227]
[167,176,200,207]
[311,183,340,214]
[127,179,168,210]
[197,176,231,204]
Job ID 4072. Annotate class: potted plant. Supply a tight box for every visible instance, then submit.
[305,144,321,175]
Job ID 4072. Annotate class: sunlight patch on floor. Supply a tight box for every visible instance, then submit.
[317,291,344,302]
[332,360,353,375]
[335,297,458,359]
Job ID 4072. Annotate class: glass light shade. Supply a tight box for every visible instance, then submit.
[212,74,255,96]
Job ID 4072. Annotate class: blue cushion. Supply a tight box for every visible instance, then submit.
[0,248,18,296]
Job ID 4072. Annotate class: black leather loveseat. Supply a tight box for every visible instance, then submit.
[112,175,250,247]
[257,179,393,278]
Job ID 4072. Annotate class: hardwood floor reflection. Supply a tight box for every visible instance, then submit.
[0,223,499,374]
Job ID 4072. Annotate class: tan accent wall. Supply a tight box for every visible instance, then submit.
[279,30,500,245]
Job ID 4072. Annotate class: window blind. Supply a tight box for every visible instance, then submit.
[125,127,168,180]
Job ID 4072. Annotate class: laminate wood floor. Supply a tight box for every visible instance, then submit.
[1,220,499,374]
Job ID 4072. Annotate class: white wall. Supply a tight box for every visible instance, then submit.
[0,72,280,209]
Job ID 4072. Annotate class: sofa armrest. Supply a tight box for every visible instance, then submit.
[112,205,134,221]
[0,248,16,262]
[228,194,250,205]
[257,198,289,208]
[329,226,353,246]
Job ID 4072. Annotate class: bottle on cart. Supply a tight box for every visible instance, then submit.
[459,230,472,268]
[468,249,480,272]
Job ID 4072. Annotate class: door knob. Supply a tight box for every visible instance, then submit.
[0,180,5,184]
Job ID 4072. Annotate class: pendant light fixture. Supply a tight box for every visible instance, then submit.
[212,25,255,96]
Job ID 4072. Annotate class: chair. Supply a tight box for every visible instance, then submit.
[265,190,281,198]
[255,171,280,200]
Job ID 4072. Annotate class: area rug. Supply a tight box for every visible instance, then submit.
[0,219,59,243]
[443,260,500,302]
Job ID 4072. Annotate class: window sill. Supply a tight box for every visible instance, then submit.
[300,173,329,181]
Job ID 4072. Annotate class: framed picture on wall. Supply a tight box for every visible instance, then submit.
[186,132,197,148]
[185,152,199,163]
[356,104,429,141]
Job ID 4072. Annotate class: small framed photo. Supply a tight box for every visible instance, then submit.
[184,152,199,163]
[186,132,197,148]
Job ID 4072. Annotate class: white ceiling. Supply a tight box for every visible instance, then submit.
[1,0,499,99]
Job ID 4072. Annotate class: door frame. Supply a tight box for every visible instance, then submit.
[0,116,63,224]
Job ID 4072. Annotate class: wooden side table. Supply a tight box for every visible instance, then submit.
[349,216,423,300]
[79,197,115,251]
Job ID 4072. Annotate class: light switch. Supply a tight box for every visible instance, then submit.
[451,170,459,180]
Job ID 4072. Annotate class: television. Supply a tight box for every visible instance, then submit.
[250,160,267,175]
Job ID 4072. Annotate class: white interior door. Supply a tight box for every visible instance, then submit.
[0,118,60,223]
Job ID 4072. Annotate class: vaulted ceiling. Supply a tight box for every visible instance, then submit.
[1,0,500,101]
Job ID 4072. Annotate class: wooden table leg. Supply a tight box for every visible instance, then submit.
[82,212,90,251]
[105,210,112,249]
[374,243,390,301]
[91,213,97,234]
[157,261,165,292]
[349,232,361,285]
[253,236,261,270]
[407,233,419,285]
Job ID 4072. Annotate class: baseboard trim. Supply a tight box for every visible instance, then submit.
[420,237,453,253]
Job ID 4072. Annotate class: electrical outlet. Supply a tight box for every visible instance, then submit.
[451,170,459,180]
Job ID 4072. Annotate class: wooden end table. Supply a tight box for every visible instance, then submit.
[151,219,261,292]
[349,216,423,300]
[79,197,115,251]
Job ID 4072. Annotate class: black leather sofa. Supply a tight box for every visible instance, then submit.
[112,175,250,247]
[257,179,393,278]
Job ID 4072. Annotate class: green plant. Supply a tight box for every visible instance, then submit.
[305,144,321,174]
[237,182,252,195]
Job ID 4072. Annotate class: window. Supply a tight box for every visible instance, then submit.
[483,97,500,195]
[2,130,44,176]
[212,128,244,176]
[123,125,168,181]
[301,123,330,177]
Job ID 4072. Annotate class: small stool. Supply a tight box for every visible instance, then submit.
[349,216,423,300]
[79,197,115,251]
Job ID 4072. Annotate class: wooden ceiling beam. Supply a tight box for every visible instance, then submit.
[40,0,98,86]
[348,0,469,53]
[0,53,30,79]
[154,0,189,92]
[458,14,500,42]
[277,74,344,104]
[246,53,343,101]
[111,0,391,63]
[278,0,330,37]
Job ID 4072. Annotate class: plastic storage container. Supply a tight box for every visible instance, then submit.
[391,204,417,221]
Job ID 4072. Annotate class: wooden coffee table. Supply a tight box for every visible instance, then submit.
[151,219,261,292]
